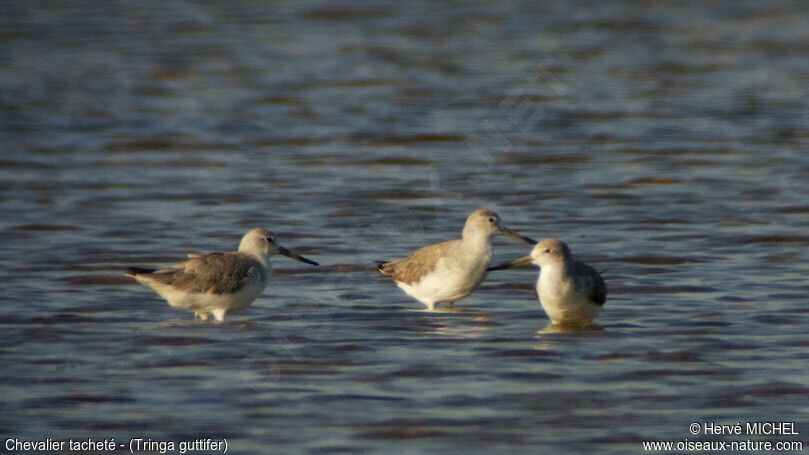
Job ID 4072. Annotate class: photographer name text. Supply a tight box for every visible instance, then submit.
[690,421,799,435]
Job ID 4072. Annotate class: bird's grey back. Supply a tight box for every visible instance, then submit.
[143,252,266,294]
[378,239,461,285]
[572,261,607,306]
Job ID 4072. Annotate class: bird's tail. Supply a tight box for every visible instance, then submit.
[598,266,613,275]
[124,267,156,277]
[375,261,394,276]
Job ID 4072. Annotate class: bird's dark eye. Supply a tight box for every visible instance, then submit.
[544,248,551,253]
[488,217,495,223]
[266,236,274,242]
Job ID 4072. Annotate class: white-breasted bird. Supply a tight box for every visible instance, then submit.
[125,228,318,321]
[377,208,535,310]
[489,238,606,328]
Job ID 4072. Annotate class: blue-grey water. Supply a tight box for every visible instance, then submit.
[1,1,808,453]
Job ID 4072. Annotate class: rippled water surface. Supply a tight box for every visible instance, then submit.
[2,1,808,453]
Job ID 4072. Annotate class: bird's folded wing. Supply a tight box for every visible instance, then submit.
[379,240,458,285]
[148,253,259,294]
[591,273,607,306]
[575,264,607,306]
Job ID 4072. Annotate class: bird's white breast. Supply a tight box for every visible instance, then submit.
[537,266,599,326]
[405,245,491,308]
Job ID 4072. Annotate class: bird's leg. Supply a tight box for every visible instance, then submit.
[212,309,227,322]
[195,312,210,321]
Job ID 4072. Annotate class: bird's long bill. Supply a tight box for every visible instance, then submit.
[500,226,537,245]
[487,255,533,272]
[278,246,319,266]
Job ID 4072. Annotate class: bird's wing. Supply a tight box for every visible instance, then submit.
[575,262,607,306]
[377,240,460,285]
[144,253,263,294]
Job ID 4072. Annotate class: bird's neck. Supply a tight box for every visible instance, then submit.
[240,248,270,268]
[462,231,492,251]
[540,261,568,279]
